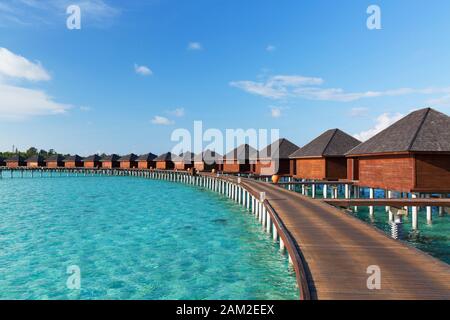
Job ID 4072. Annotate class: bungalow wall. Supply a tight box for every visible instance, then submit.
[156,161,175,170]
[347,158,359,181]
[194,162,217,172]
[255,159,291,176]
[6,162,22,168]
[27,162,42,168]
[46,161,61,168]
[292,158,326,180]
[414,154,450,192]
[175,162,193,171]
[120,161,137,169]
[290,160,296,176]
[138,161,155,169]
[65,161,82,168]
[355,155,414,192]
[325,157,348,180]
[84,161,100,168]
[222,162,251,173]
[101,161,119,169]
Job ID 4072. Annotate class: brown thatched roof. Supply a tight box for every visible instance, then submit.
[82,155,101,162]
[257,138,299,160]
[223,144,258,162]
[64,155,83,162]
[118,154,138,162]
[100,154,120,162]
[290,129,361,158]
[194,150,222,162]
[347,108,450,156]
[137,153,157,161]
[6,155,25,162]
[45,155,64,162]
[25,155,44,163]
[155,152,176,161]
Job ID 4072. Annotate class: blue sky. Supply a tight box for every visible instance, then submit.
[1,0,450,155]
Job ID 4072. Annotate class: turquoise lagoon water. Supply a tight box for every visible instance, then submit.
[291,185,450,264]
[351,195,450,265]
[0,174,298,300]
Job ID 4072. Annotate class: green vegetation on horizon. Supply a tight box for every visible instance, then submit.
[0,148,109,159]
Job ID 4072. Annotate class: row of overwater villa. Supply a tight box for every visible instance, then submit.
[1,108,449,228]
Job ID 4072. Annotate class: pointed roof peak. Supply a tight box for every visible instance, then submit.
[258,138,300,159]
[290,129,360,158]
[347,107,450,155]
[225,144,258,160]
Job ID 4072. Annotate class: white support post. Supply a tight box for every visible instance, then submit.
[369,188,374,216]
[344,184,350,199]
[266,213,271,233]
[272,223,278,241]
[439,194,444,216]
[262,206,266,227]
[426,194,432,224]
[411,193,419,231]
[312,184,316,199]
[386,190,392,214]
[238,186,242,204]
[279,238,285,253]
[323,184,328,199]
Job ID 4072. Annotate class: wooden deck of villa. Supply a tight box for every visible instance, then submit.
[323,198,450,208]
[233,176,450,300]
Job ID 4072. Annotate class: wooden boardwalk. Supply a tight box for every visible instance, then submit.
[324,198,450,208]
[236,177,450,300]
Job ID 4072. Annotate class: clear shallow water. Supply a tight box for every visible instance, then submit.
[0,175,298,300]
[293,185,450,264]
[351,191,450,265]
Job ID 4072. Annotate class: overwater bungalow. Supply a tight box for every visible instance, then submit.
[155,152,176,170]
[25,155,45,168]
[0,157,5,167]
[83,155,101,168]
[221,144,258,174]
[137,153,157,169]
[64,155,83,168]
[290,129,361,181]
[346,107,450,194]
[119,154,138,169]
[253,138,299,176]
[194,150,222,172]
[5,155,25,168]
[45,155,64,168]
[100,154,120,169]
[174,152,194,171]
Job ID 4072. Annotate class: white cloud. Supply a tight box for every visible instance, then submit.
[426,94,450,107]
[188,42,203,51]
[0,47,51,81]
[230,75,323,99]
[134,64,152,76]
[168,108,185,117]
[270,106,283,118]
[0,47,70,120]
[151,116,174,125]
[231,74,450,102]
[266,45,276,52]
[354,112,403,141]
[349,107,369,117]
[0,84,70,120]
